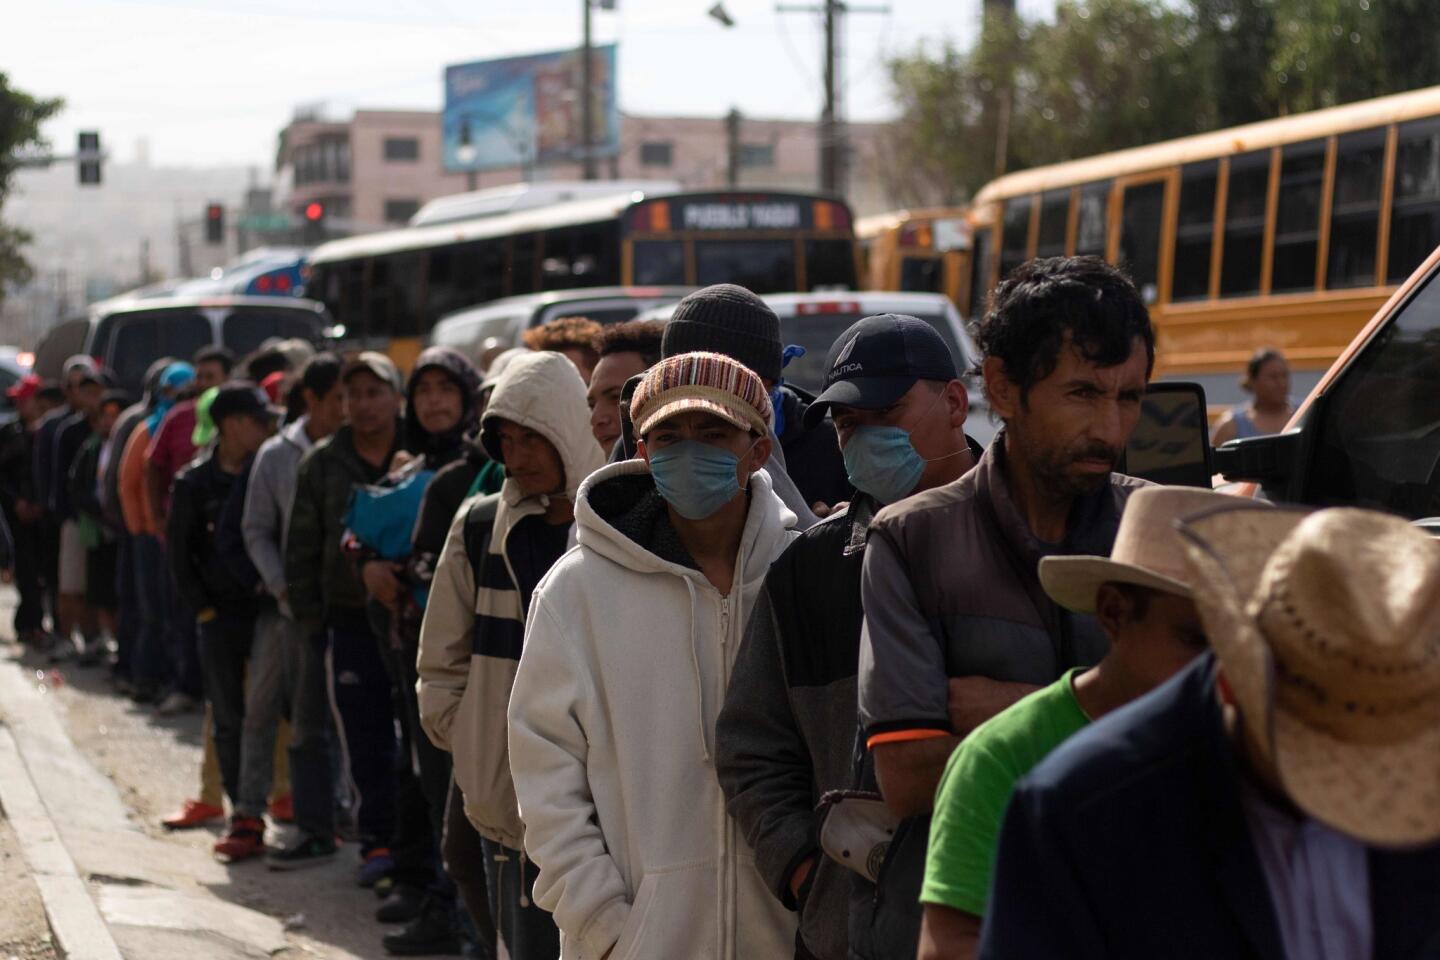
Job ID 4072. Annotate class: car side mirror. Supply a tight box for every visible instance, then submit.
[1119,381,1213,488]
[1212,430,1303,487]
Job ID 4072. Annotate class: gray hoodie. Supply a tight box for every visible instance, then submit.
[242,416,315,618]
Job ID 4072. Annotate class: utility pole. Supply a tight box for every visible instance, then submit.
[581,0,597,180]
[777,0,888,198]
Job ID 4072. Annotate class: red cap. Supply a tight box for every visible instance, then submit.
[260,371,286,404]
[7,374,41,402]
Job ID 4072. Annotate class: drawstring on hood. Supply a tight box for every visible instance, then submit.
[404,346,483,465]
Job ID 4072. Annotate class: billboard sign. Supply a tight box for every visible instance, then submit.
[443,45,620,173]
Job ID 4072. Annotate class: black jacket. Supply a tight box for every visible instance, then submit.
[49,413,91,519]
[715,494,879,960]
[982,655,1440,959]
[775,383,850,509]
[168,452,258,615]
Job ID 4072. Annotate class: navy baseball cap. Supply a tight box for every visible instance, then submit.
[803,314,958,428]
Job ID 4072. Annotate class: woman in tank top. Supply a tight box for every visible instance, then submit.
[1210,347,1294,446]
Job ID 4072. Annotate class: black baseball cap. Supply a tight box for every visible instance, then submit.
[208,382,281,427]
[803,314,958,428]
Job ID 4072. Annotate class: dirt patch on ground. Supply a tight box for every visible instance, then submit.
[0,816,60,960]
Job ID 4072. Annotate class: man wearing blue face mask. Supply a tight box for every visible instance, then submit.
[508,351,802,960]
[715,314,980,960]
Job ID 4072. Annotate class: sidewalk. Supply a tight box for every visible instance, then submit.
[0,649,291,960]
[0,585,395,960]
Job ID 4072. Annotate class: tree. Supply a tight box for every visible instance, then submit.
[882,0,1207,204]
[0,74,63,308]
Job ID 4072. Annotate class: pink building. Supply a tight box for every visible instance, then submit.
[275,106,894,236]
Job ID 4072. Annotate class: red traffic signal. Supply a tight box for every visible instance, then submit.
[304,202,325,222]
[204,203,224,244]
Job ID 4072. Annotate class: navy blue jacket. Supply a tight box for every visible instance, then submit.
[981,655,1440,960]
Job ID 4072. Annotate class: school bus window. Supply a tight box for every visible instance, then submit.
[633,240,686,285]
[1221,150,1271,297]
[367,252,423,338]
[1172,161,1219,302]
[1271,139,1327,294]
[696,240,795,291]
[999,196,1033,282]
[1036,189,1069,259]
[1074,182,1109,258]
[969,227,993,321]
[1119,181,1164,304]
[806,239,857,289]
[1327,128,1385,289]
[511,232,541,295]
[541,222,618,291]
[900,257,944,293]
[1388,116,1440,284]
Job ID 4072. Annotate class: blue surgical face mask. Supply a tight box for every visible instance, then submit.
[649,439,750,520]
[843,426,926,505]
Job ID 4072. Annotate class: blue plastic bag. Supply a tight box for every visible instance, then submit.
[343,468,436,561]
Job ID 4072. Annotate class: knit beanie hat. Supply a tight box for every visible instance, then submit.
[661,284,783,383]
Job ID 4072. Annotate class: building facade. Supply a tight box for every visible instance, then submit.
[275,106,895,238]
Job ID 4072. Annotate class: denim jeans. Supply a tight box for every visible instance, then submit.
[327,610,396,851]
[237,606,290,819]
[9,513,44,635]
[197,610,256,806]
[113,531,138,678]
[130,534,171,688]
[480,839,559,960]
[281,620,336,841]
[444,777,497,955]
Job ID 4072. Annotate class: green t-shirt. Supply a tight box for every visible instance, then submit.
[921,668,1091,916]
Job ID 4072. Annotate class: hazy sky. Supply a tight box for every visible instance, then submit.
[5,0,1049,171]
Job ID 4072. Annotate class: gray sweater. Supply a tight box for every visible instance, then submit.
[242,417,314,617]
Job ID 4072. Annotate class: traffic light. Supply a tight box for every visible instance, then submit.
[77,131,102,186]
[205,203,224,245]
[303,202,325,243]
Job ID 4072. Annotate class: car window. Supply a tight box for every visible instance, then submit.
[535,304,643,328]
[222,309,323,358]
[1303,267,1440,518]
[778,310,965,395]
[105,311,212,393]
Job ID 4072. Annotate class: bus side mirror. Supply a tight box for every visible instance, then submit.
[1119,381,1213,488]
[1212,430,1303,487]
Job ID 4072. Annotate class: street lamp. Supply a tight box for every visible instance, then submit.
[708,2,735,27]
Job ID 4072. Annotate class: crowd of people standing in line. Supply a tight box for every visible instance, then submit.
[3,257,1437,960]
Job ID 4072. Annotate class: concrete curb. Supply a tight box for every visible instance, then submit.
[0,724,125,960]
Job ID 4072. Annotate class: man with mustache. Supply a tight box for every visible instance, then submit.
[854,255,1154,959]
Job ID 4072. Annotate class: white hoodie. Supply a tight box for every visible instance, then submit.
[508,459,800,960]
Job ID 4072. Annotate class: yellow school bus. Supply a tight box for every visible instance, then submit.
[857,208,976,310]
[965,85,1440,413]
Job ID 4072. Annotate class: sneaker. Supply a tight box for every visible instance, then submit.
[376,883,427,924]
[161,798,225,830]
[268,793,294,824]
[155,691,198,716]
[381,898,462,956]
[267,834,339,871]
[356,848,394,888]
[213,816,267,863]
[129,682,161,705]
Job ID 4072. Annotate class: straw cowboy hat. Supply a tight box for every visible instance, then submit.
[1039,487,1264,613]
[1177,505,1440,847]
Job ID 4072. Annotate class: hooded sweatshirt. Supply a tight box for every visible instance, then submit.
[242,415,316,617]
[403,346,482,470]
[416,350,605,850]
[507,460,800,960]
